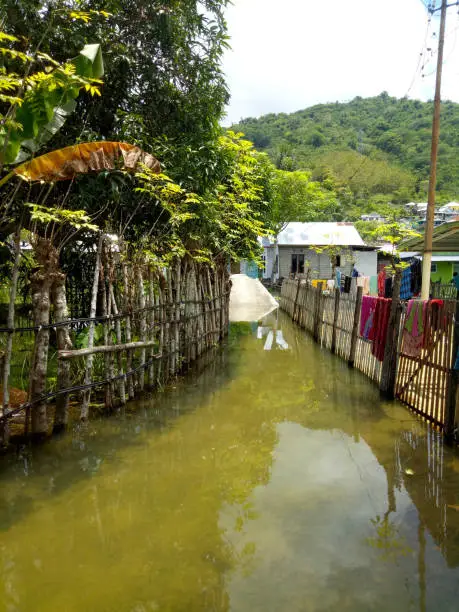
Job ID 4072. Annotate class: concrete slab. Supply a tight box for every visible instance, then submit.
[229,274,278,322]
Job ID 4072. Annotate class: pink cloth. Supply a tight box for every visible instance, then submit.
[372,298,391,361]
[402,300,427,358]
[359,296,377,339]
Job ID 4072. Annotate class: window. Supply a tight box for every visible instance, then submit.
[261,255,266,272]
[291,254,305,274]
[431,263,437,273]
[454,263,459,275]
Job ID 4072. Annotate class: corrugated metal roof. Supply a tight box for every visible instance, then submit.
[276,222,364,246]
[400,220,459,253]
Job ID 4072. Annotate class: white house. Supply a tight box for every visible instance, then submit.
[262,222,377,283]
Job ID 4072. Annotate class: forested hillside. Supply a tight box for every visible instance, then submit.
[232,93,459,214]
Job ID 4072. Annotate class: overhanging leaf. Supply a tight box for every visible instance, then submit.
[72,44,104,79]
[0,142,160,185]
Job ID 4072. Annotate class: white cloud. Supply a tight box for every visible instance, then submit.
[221,0,459,125]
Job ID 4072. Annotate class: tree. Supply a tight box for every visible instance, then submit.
[268,169,341,233]
[1,0,231,195]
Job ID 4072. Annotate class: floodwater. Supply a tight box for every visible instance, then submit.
[1,312,459,612]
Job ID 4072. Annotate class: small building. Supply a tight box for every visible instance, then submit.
[262,222,377,283]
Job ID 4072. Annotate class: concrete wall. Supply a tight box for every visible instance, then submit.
[353,250,378,278]
[277,247,359,280]
[262,246,275,279]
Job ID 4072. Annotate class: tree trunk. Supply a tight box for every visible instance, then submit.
[29,273,52,440]
[52,271,73,434]
[29,237,62,440]
[81,235,103,421]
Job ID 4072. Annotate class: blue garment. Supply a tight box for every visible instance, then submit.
[400,266,412,300]
[352,267,359,278]
[336,269,341,290]
[452,275,459,290]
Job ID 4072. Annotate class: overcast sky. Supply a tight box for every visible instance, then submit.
[221,0,459,125]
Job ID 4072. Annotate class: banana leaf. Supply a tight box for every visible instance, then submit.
[0,142,160,186]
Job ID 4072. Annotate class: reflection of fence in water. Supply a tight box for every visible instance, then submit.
[396,424,459,568]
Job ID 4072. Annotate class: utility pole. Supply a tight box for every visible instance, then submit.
[421,0,448,300]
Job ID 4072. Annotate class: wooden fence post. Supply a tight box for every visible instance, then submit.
[293,279,301,322]
[348,286,363,367]
[313,284,323,342]
[445,291,459,444]
[380,270,402,398]
[331,287,340,355]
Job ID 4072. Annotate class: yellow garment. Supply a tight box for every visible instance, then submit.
[311,279,327,288]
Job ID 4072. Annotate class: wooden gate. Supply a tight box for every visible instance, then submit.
[395,300,456,428]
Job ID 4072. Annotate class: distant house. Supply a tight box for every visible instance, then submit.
[262,222,377,283]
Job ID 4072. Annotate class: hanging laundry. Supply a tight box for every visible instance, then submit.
[377,269,386,297]
[410,258,422,296]
[343,276,352,294]
[359,296,377,339]
[326,279,335,291]
[352,266,359,278]
[372,298,391,361]
[336,269,342,289]
[311,279,327,289]
[423,299,445,347]
[402,300,427,358]
[356,275,370,296]
[384,276,393,298]
[400,266,412,300]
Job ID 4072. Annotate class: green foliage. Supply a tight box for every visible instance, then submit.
[269,169,341,232]
[232,93,459,208]
[26,203,98,232]
[0,30,103,165]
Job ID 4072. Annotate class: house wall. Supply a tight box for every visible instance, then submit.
[263,246,275,279]
[431,261,452,283]
[277,247,356,280]
[353,250,378,278]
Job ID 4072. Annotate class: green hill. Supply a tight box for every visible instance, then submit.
[232,92,459,211]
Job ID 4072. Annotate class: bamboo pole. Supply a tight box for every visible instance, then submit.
[81,234,103,421]
[331,287,340,354]
[174,260,181,372]
[348,286,363,367]
[148,268,156,387]
[122,261,135,400]
[2,228,21,415]
[136,266,147,390]
[109,284,126,405]
[445,291,459,443]
[52,270,73,433]
[100,257,113,410]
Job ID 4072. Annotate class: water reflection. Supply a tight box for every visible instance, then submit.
[0,313,458,611]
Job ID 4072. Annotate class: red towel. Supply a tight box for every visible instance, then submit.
[377,270,386,298]
[372,298,391,361]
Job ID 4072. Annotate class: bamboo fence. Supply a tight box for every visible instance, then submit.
[280,279,459,436]
[0,238,230,442]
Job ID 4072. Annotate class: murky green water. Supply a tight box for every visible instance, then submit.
[1,311,459,612]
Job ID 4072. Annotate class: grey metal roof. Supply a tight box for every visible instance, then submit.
[275,222,365,246]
